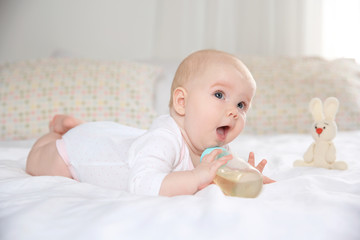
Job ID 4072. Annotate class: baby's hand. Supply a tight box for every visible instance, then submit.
[247,152,276,184]
[193,149,232,190]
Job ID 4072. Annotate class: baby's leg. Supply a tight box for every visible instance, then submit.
[26,115,83,178]
[49,114,84,135]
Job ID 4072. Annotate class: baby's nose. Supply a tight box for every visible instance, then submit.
[227,107,239,119]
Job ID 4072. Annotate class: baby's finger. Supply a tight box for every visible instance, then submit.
[214,154,232,168]
[256,159,267,173]
[202,149,223,163]
[248,152,255,167]
[263,175,276,184]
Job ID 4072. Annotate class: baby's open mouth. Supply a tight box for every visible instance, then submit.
[216,126,230,141]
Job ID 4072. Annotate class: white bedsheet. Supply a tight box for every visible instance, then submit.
[1,132,359,240]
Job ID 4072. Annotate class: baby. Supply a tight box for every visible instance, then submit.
[26,49,274,197]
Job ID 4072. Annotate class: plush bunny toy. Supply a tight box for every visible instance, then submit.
[294,97,347,170]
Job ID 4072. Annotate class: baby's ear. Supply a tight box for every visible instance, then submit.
[172,87,187,116]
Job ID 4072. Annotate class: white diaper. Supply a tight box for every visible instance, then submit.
[56,122,146,190]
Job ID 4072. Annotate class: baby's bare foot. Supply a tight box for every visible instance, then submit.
[49,115,83,134]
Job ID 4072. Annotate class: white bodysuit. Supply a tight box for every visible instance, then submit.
[57,115,194,196]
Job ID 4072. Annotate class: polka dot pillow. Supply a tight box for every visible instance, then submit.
[0,58,162,140]
[242,56,360,134]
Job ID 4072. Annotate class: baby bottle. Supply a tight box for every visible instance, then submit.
[200,147,263,198]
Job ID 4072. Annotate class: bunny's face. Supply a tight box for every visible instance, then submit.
[309,97,339,142]
[311,120,337,141]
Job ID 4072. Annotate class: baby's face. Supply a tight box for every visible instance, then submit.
[182,59,256,155]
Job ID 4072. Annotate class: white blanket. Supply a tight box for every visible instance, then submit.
[1,132,359,240]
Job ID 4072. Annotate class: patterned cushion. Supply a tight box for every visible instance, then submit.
[242,57,360,134]
[0,58,162,140]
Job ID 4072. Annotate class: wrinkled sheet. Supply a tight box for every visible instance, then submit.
[1,132,359,240]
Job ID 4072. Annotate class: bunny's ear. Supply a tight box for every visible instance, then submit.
[309,98,324,121]
[323,97,339,121]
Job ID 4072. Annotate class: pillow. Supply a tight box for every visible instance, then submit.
[241,56,360,134]
[0,58,162,140]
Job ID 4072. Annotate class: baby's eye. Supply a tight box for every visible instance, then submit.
[214,91,224,99]
[237,101,246,109]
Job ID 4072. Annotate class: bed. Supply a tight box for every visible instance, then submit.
[1,56,360,240]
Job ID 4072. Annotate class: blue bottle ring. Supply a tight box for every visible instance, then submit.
[200,147,230,162]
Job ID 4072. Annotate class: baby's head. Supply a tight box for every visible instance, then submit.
[169,49,256,155]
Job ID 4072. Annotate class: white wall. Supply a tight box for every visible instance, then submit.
[0,0,324,63]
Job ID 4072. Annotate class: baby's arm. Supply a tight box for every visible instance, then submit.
[159,149,231,196]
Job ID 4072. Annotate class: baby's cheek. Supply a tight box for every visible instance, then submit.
[240,112,246,124]
[236,115,246,133]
